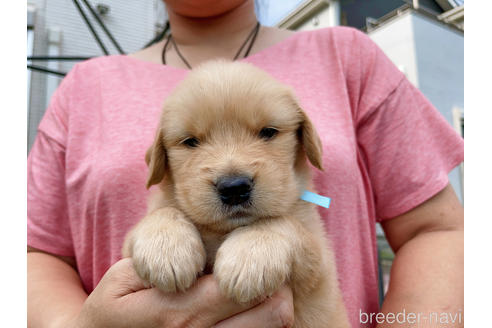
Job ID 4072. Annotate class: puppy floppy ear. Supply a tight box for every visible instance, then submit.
[145,128,167,189]
[298,109,324,171]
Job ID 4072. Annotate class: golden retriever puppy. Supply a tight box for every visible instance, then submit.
[122,60,350,327]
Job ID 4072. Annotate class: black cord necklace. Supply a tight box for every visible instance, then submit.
[162,22,261,69]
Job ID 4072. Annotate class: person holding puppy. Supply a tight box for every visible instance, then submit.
[27,0,464,327]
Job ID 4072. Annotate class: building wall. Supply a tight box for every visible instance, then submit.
[368,12,419,87]
[339,0,443,29]
[293,1,339,31]
[27,0,165,152]
[413,13,464,200]
[412,13,464,125]
[368,11,464,201]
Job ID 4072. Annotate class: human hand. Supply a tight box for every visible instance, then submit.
[70,258,293,328]
[214,283,294,328]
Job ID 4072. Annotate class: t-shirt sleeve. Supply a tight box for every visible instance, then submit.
[351,30,464,221]
[27,68,76,256]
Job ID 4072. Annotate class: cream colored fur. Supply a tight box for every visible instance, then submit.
[122,60,350,327]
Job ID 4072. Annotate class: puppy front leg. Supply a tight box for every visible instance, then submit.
[213,217,303,304]
[122,207,206,293]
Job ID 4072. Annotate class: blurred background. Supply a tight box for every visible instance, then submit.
[27,0,464,304]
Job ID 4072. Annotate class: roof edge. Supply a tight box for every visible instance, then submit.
[276,0,330,29]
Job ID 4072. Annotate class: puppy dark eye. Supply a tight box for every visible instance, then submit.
[183,137,200,148]
[259,127,279,140]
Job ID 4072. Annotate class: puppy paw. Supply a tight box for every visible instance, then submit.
[129,208,206,293]
[213,230,291,303]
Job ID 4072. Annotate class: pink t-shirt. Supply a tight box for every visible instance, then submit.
[27,26,464,327]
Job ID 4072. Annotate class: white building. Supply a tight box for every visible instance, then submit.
[276,0,341,29]
[27,0,166,151]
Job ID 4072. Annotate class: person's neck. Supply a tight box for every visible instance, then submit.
[167,0,258,52]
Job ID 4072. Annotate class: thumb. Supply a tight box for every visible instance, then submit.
[184,275,262,326]
[101,258,150,298]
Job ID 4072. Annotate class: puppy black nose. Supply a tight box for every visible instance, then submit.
[216,176,252,206]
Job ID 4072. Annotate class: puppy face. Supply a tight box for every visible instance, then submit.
[147,61,322,232]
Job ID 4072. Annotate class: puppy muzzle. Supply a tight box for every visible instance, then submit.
[216,175,253,206]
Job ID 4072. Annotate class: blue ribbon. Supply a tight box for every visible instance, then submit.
[300,190,331,208]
